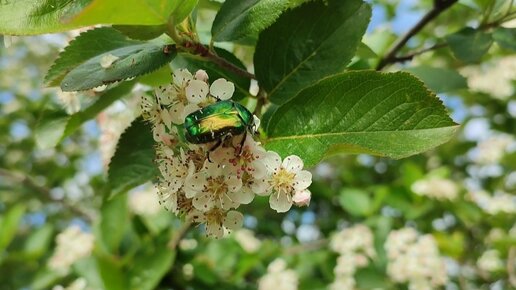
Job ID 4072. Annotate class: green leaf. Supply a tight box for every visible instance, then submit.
[493,27,516,51]
[74,258,104,290]
[264,71,459,167]
[108,118,158,196]
[113,25,167,40]
[0,204,25,252]
[70,0,177,26]
[45,27,140,86]
[172,48,250,100]
[339,188,372,217]
[446,28,493,63]
[96,255,128,290]
[61,44,176,91]
[0,0,90,35]
[212,0,288,42]
[23,225,54,258]
[254,0,371,104]
[405,66,467,93]
[100,193,129,253]
[129,249,175,290]
[170,0,199,24]
[35,82,134,149]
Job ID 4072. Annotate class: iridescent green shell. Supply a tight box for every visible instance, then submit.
[184,100,254,144]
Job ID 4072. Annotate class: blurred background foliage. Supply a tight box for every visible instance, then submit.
[0,0,515,289]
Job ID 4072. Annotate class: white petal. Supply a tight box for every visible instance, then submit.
[282,155,304,173]
[170,103,186,124]
[228,187,254,204]
[251,160,267,179]
[223,210,244,230]
[269,192,292,213]
[221,194,239,210]
[226,175,242,192]
[263,151,282,173]
[184,173,206,198]
[210,78,235,100]
[194,69,209,82]
[173,69,193,86]
[193,192,215,211]
[186,80,209,104]
[206,218,224,238]
[293,170,312,191]
[153,124,166,142]
[204,162,223,176]
[182,103,200,121]
[251,177,270,195]
[161,109,173,129]
[292,189,311,207]
[253,115,261,132]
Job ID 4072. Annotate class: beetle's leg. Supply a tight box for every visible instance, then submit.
[207,139,223,162]
[237,131,247,156]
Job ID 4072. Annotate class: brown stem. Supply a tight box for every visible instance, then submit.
[391,42,448,63]
[0,168,95,222]
[167,219,193,249]
[254,88,267,116]
[376,0,458,70]
[180,42,256,80]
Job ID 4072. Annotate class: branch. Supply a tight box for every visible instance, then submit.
[376,0,458,70]
[390,42,448,63]
[181,42,256,80]
[0,168,95,222]
[167,219,193,249]
[253,88,267,116]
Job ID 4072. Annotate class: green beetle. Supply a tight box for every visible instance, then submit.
[184,100,256,152]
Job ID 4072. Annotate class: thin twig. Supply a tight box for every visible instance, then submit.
[180,42,256,80]
[0,168,95,222]
[376,0,458,70]
[167,219,193,249]
[254,88,267,116]
[509,246,516,287]
[391,42,448,63]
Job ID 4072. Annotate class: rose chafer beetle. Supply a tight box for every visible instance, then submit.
[184,100,257,153]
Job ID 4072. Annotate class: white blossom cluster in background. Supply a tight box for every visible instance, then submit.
[460,56,516,100]
[128,185,162,216]
[477,249,504,273]
[52,278,92,290]
[258,258,299,290]
[329,224,376,290]
[411,177,459,201]
[140,69,312,238]
[467,190,516,215]
[385,228,448,290]
[473,134,514,165]
[48,225,95,272]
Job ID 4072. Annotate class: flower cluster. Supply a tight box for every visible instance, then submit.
[477,249,504,273]
[48,226,95,272]
[467,190,516,215]
[473,134,514,165]
[329,225,376,290]
[411,177,459,201]
[385,228,448,290]
[258,258,299,290]
[141,69,312,238]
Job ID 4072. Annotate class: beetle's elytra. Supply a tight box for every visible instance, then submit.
[184,100,254,145]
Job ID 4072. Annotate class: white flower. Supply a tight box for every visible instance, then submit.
[468,191,516,215]
[195,69,209,82]
[234,229,262,253]
[194,208,243,238]
[48,226,94,271]
[210,78,235,100]
[474,135,514,164]
[100,53,119,68]
[477,249,504,272]
[129,186,161,216]
[263,152,312,213]
[259,259,299,290]
[411,177,459,201]
[385,228,448,289]
[187,162,243,211]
